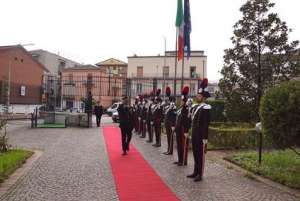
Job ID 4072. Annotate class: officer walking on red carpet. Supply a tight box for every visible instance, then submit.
[187,78,211,181]
[117,96,134,155]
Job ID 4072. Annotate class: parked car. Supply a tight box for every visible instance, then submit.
[106,102,121,116]
[112,111,119,123]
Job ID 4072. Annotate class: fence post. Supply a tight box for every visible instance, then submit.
[35,107,38,128]
[153,78,157,94]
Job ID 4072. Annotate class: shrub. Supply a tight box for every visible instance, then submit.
[260,80,300,151]
[206,100,226,122]
[208,122,272,150]
[208,124,256,149]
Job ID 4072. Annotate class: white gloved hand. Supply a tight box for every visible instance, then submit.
[171,127,175,132]
[202,139,208,144]
[151,122,154,125]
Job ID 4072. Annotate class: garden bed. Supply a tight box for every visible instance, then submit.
[208,122,257,149]
[225,149,300,189]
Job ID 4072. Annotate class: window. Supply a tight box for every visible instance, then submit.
[137,66,143,77]
[67,74,74,85]
[190,66,197,78]
[69,74,73,81]
[163,66,169,78]
[87,74,93,85]
[58,60,66,72]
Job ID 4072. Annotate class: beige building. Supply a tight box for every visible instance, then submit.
[127,51,207,96]
[60,63,124,110]
[95,58,127,78]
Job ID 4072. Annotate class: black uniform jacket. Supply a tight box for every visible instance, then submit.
[175,105,191,133]
[191,104,211,140]
[117,104,134,131]
[164,104,177,127]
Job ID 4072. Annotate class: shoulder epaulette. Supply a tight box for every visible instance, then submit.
[203,104,211,110]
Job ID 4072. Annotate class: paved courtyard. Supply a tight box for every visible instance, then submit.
[0,117,299,201]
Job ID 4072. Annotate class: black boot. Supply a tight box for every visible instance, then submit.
[187,173,197,178]
[194,175,202,182]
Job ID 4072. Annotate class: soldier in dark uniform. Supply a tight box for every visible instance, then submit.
[117,96,134,155]
[146,95,155,143]
[140,99,148,138]
[153,89,163,147]
[187,78,211,182]
[174,86,191,166]
[137,96,143,135]
[163,87,177,155]
[133,97,139,133]
[182,98,193,165]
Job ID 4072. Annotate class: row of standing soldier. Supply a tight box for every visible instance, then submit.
[131,78,211,182]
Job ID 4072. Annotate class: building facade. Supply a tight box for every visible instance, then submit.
[30,49,80,75]
[59,64,125,110]
[127,51,207,96]
[95,58,127,78]
[0,45,49,114]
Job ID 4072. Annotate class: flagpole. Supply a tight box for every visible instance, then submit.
[174,32,178,98]
[181,51,184,91]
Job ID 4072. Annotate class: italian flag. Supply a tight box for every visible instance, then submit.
[176,0,184,61]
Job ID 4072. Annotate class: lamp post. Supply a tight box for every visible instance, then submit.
[108,67,111,96]
[255,122,263,165]
[163,36,167,99]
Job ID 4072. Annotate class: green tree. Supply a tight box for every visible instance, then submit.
[219,0,300,121]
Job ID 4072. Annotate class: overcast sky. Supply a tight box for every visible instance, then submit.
[1,0,299,81]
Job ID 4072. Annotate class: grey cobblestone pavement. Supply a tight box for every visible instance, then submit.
[1,118,299,201]
[1,118,118,201]
[131,132,299,201]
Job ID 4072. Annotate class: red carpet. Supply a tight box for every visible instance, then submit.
[103,126,180,201]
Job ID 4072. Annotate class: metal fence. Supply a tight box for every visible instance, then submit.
[42,75,202,111]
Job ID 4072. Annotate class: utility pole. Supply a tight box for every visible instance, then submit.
[174,34,178,98]
[163,36,167,99]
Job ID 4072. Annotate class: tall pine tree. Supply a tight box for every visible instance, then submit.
[219,0,300,121]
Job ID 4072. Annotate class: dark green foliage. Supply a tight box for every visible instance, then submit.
[260,81,300,151]
[205,100,226,122]
[223,93,256,122]
[208,123,258,149]
[219,0,300,121]
[208,122,273,149]
[227,150,300,189]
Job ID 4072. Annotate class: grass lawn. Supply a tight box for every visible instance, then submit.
[0,150,33,183]
[226,149,300,189]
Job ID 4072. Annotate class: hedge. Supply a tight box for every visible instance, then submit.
[208,122,272,150]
